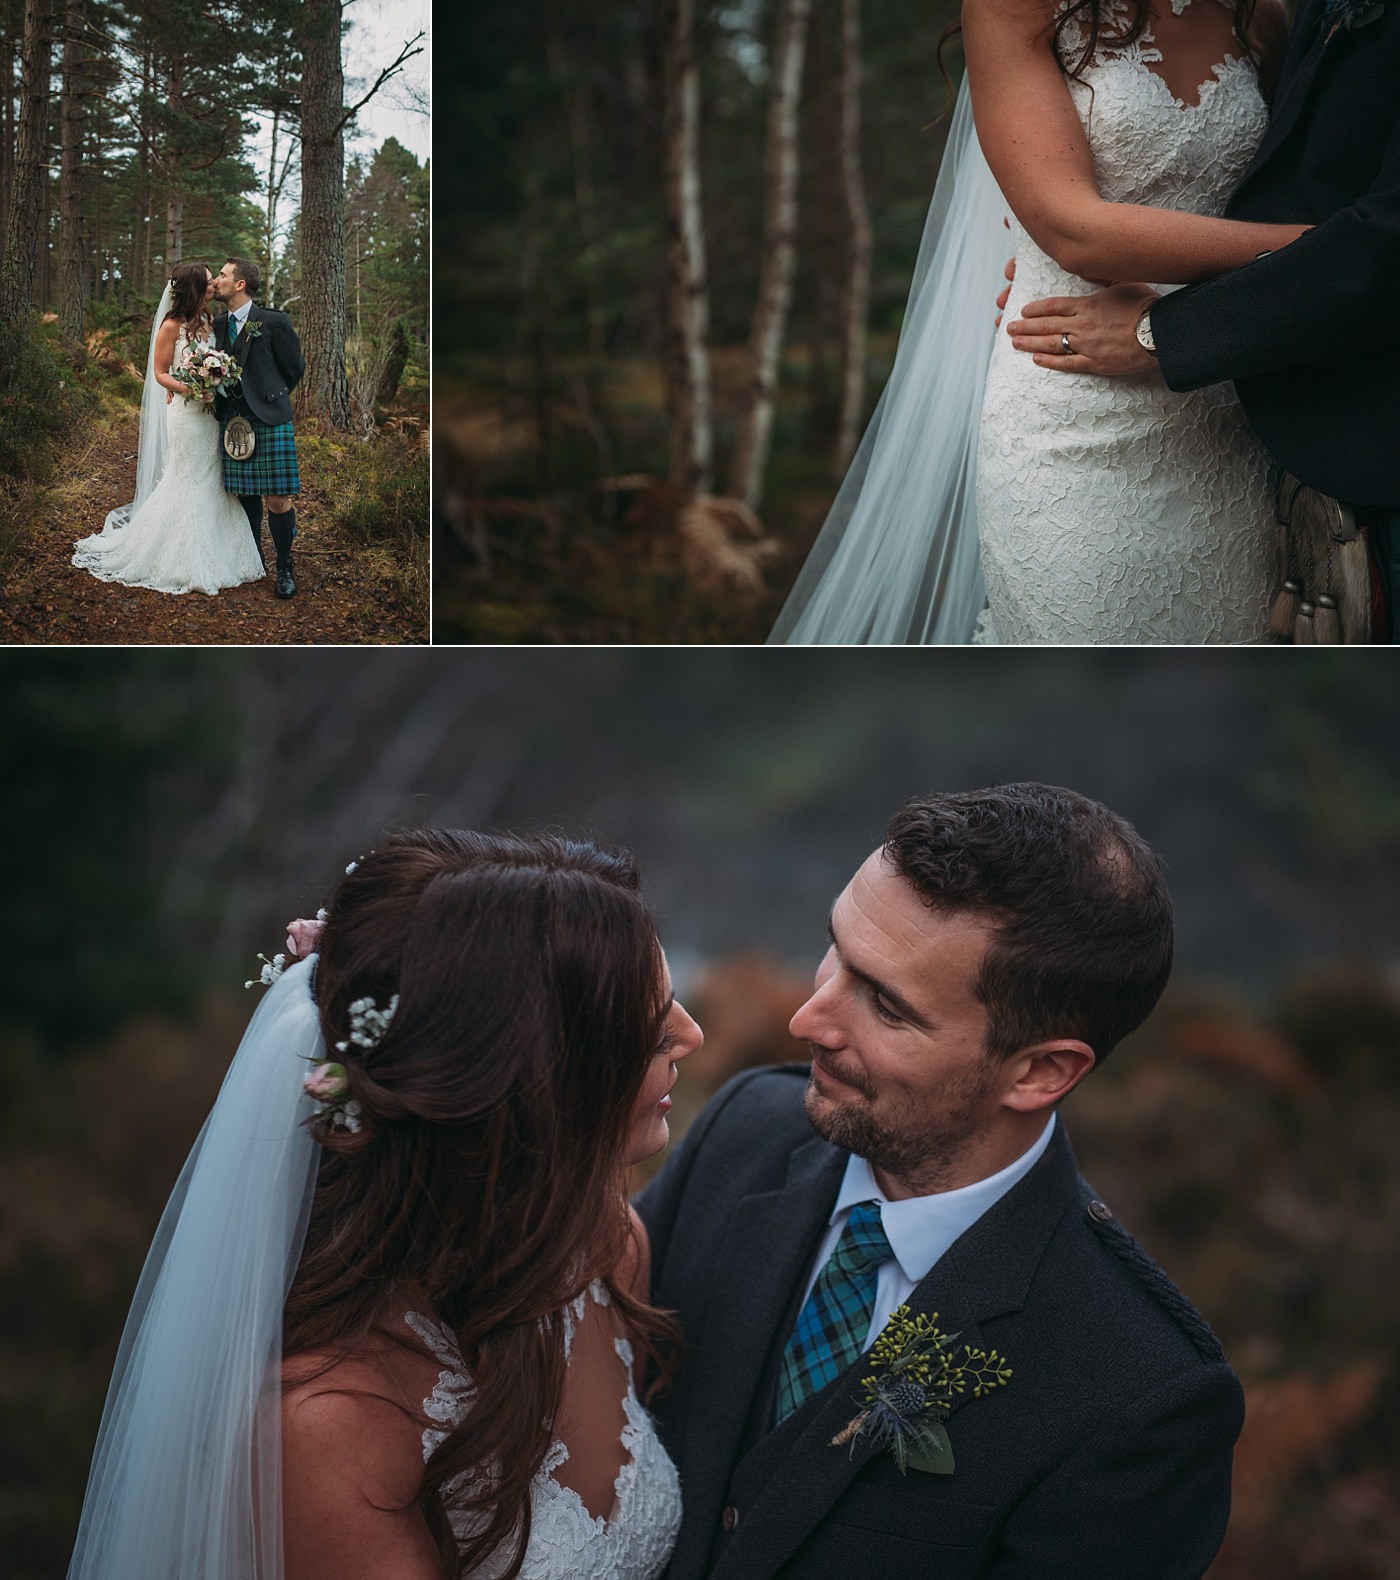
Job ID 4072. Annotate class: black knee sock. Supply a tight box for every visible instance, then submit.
[268,508,296,557]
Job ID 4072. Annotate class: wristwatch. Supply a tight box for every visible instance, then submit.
[1135,308,1158,357]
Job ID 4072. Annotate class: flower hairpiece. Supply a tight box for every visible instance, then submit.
[302,1061,362,1132]
[335,994,400,1053]
[246,909,329,989]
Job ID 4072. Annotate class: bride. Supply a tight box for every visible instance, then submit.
[65,830,701,1580]
[72,262,264,595]
[769,0,1307,645]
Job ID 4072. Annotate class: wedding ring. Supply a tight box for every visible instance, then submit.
[1061,332,1073,355]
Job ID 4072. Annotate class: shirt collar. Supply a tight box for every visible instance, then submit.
[831,1114,1057,1285]
[230,301,252,324]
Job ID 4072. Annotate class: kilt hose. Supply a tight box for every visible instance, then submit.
[221,418,301,497]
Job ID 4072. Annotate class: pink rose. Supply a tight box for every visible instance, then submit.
[286,917,326,957]
[303,1062,349,1102]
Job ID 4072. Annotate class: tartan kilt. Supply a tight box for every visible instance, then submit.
[221,419,301,496]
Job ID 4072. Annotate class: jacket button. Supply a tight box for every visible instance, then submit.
[722,1505,739,1532]
[1088,1200,1113,1223]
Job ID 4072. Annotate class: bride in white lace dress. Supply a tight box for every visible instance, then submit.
[770,0,1307,644]
[71,261,263,595]
[65,832,697,1580]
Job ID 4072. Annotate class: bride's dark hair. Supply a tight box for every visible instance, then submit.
[282,828,678,1579]
[164,261,211,327]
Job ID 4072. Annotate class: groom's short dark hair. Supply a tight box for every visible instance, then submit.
[225,256,260,296]
[884,783,1172,1065]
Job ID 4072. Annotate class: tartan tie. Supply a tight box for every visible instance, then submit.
[228,314,239,343]
[774,1200,892,1424]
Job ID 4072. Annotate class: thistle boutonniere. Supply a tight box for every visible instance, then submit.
[1322,0,1385,38]
[829,1305,1011,1475]
[242,317,264,342]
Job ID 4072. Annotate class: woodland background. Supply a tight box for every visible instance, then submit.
[0,0,430,642]
[3,646,1399,1578]
[438,0,970,642]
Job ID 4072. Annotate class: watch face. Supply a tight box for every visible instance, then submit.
[1136,313,1156,353]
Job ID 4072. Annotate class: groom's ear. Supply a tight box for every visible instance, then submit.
[998,1039,1096,1112]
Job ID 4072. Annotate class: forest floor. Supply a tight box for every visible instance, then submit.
[0,406,428,646]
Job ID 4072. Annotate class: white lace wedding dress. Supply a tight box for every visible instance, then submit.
[406,1281,682,1580]
[977,0,1276,643]
[72,324,264,595]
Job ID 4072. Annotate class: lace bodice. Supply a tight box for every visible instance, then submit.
[406,1283,682,1580]
[975,0,1275,643]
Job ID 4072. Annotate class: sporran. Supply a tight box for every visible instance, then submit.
[222,414,257,461]
[1268,471,1370,645]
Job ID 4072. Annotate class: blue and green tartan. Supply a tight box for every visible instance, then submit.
[221,419,300,496]
[774,1200,892,1424]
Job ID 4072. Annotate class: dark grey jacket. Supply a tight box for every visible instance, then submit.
[1153,0,1400,508]
[638,1065,1243,1580]
[213,305,304,427]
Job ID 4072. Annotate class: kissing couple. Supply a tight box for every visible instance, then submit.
[66,786,1241,1580]
[73,258,305,600]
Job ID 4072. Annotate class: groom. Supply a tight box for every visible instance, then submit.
[211,258,306,598]
[639,784,1242,1579]
[1005,0,1400,638]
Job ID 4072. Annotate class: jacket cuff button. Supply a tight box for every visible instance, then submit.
[721,1505,739,1532]
[1088,1200,1113,1223]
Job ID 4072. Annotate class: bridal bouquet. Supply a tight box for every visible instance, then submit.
[173,345,241,407]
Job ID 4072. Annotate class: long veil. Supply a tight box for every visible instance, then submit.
[66,958,323,1580]
[768,74,1008,645]
[101,282,174,534]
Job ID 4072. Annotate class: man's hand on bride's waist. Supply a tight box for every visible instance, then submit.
[1007,283,1162,378]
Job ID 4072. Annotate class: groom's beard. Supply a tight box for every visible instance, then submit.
[802,1049,1000,1193]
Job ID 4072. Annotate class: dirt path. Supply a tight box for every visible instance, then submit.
[1,409,427,645]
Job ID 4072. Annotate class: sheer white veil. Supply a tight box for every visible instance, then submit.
[66,957,323,1580]
[101,282,174,534]
[768,74,1008,645]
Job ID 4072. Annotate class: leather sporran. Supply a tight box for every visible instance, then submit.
[1268,471,1370,645]
[222,414,256,461]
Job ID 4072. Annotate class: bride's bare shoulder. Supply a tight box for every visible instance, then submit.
[280,1342,443,1576]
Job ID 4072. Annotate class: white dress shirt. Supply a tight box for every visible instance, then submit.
[227,301,252,338]
[798,1114,1057,1349]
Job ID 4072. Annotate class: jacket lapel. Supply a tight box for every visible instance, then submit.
[710,1125,1080,1580]
[667,1136,845,1580]
[1234,0,1342,193]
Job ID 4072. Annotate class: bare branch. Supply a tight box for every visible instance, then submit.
[327,32,426,141]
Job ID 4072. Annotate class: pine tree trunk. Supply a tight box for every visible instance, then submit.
[1,10,16,246]
[727,0,811,510]
[661,0,712,501]
[298,0,353,430]
[0,0,53,327]
[164,55,183,265]
[57,0,85,343]
[833,0,870,474]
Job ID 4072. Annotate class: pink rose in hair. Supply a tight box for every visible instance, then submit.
[286,917,325,958]
[303,1062,349,1102]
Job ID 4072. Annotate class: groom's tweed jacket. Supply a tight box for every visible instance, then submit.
[213,305,305,427]
[1151,0,1400,508]
[637,1066,1243,1580]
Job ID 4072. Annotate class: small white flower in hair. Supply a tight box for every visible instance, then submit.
[333,993,400,1054]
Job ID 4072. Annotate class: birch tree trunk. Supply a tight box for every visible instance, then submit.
[0,0,53,327]
[726,0,811,510]
[832,0,870,474]
[298,0,353,429]
[57,0,86,342]
[661,0,712,501]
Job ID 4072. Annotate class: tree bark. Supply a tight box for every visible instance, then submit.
[165,53,184,264]
[1,7,16,246]
[727,0,811,509]
[832,0,870,474]
[661,0,712,501]
[298,0,353,429]
[0,0,53,327]
[57,0,86,342]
